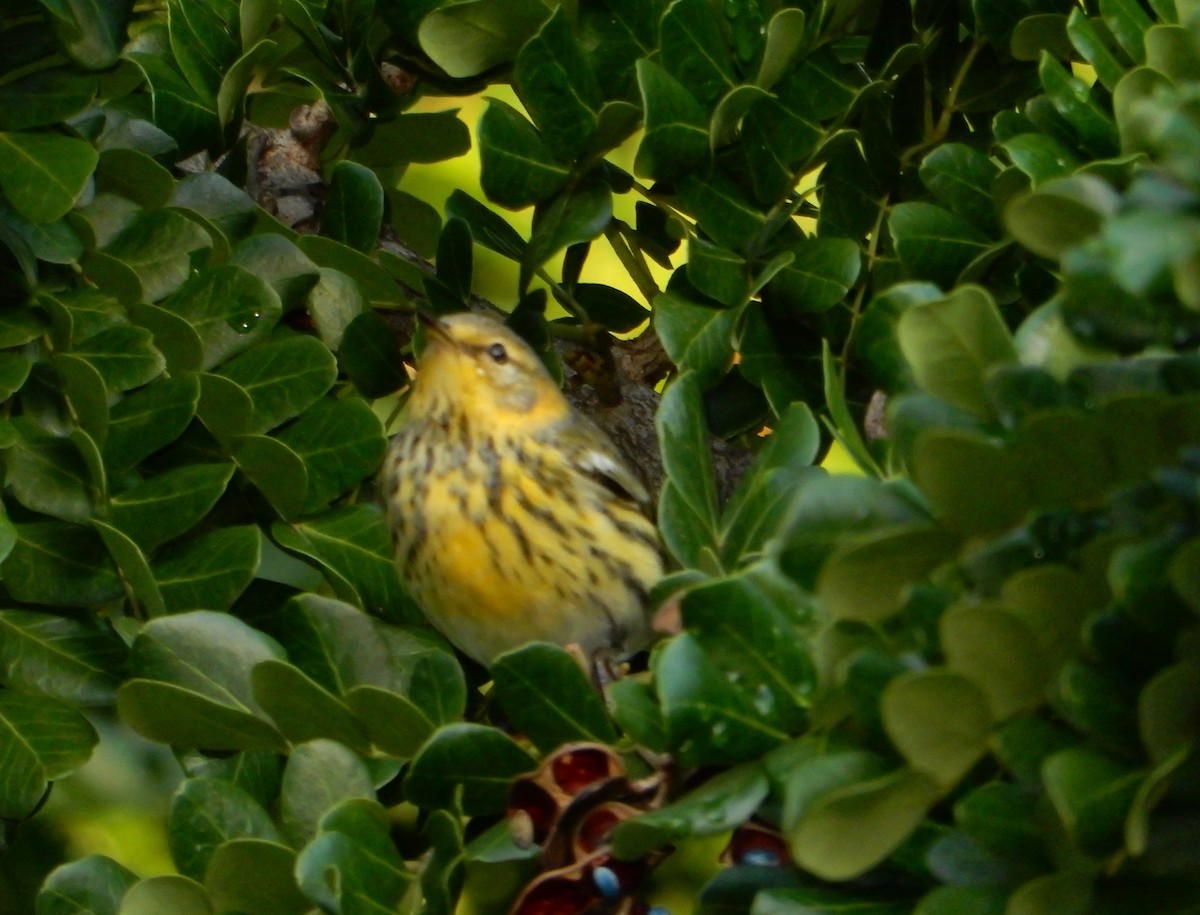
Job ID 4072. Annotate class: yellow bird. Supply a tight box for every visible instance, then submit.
[381,312,663,667]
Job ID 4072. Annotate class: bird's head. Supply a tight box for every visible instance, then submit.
[410,311,569,431]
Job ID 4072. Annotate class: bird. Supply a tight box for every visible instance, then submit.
[380,311,664,667]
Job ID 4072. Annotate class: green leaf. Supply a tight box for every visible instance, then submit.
[515,7,601,161]
[152,526,261,614]
[1006,872,1093,915]
[418,0,550,78]
[655,633,787,767]
[344,685,437,759]
[1038,52,1119,158]
[681,575,814,732]
[1001,133,1083,184]
[659,0,736,106]
[608,677,667,752]
[523,181,613,289]
[634,58,709,182]
[37,856,137,915]
[1004,174,1118,259]
[478,98,569,209]
[203,839,310,915]
[6,421,94,523]
[888,202,993,289]
[897,285,1017,419]
[280,739,375,847]
[170,173,260,242]
[445,190,527,260]
[104,210,213,304]
[323,160,384,253]
[919,143,1002,233]
[0,131,98,223]
[491,642,618,752]
[1043,747,1143,855]
[162,265,283,370]
[406,723,536,815]
[882,670,994,788]
[125,52,220,158]
[2,521,122,606]
[657,372,719,556]
[0,691,98,818]
[217,334,338,433]
[678,171,768,250]
[230,234,319,309]
[129,303,205,374]
[118,876,213,915]
[612,762,769,859]
[763,237,862,313]
[941,603,1048,721]
[273,505,419,622]
[305,266,365,351]
[789,767,941,881]
[909,429,1029,536]
[168,777,280,882]
[274,397,385,513]
[817,525,960,623]
[0,67,95,131]
[687,238,746,307]
[653,291,735,387]
[0,609,126,706]
[251,660,372,752]
[356,110,472,167]
[295,799,412,914]
[340,311,408,399]
[109,463,234,551]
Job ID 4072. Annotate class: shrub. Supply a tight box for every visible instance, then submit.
[1,1,1198,914]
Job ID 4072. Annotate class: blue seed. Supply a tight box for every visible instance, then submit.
[740,847,782,867]
[592,865,621,900]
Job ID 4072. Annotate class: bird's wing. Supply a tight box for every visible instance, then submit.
[554,414,651,507]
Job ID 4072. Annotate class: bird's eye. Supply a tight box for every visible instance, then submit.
[487,342,508,364]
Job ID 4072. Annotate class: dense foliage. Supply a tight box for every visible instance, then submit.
[2,1,1199,914]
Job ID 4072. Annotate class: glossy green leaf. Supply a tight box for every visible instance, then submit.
[251,660,372,752]
[657,372,719,551]
[882,670,994,788]
[612,762,769,859]
[515,7,601,161]
[0,131,98,223]
[273,505,419,622]
[523,181,612,289]
[0,691,98,818]
[1043,747,1143,855]
[0,609,126,706]
[889,202,993,290]
[118,876,212,915]
[168,777,280,882]
[295,799,412,914]
[634,58,709,182]
[406,723,536,815]
[280,739,375,846]
[478,98,569,209]
[203,839,309,915]
[109,463,234,551]
[659,0,736,106]
[151,525,261,614]
[491,642,617,752]
[653,291,736,386]
[323,160,384,253]
[762,237,861,313]
[789,767,940,881]
[418,0,550,78]
[37,856,137,915]
[655,633,787,767]
[216,334,338,433]
[898,285,1017,419]
[104,209,213,304]
[162,265,282,370]
[2,521,122,606]
[818,525,960,623]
